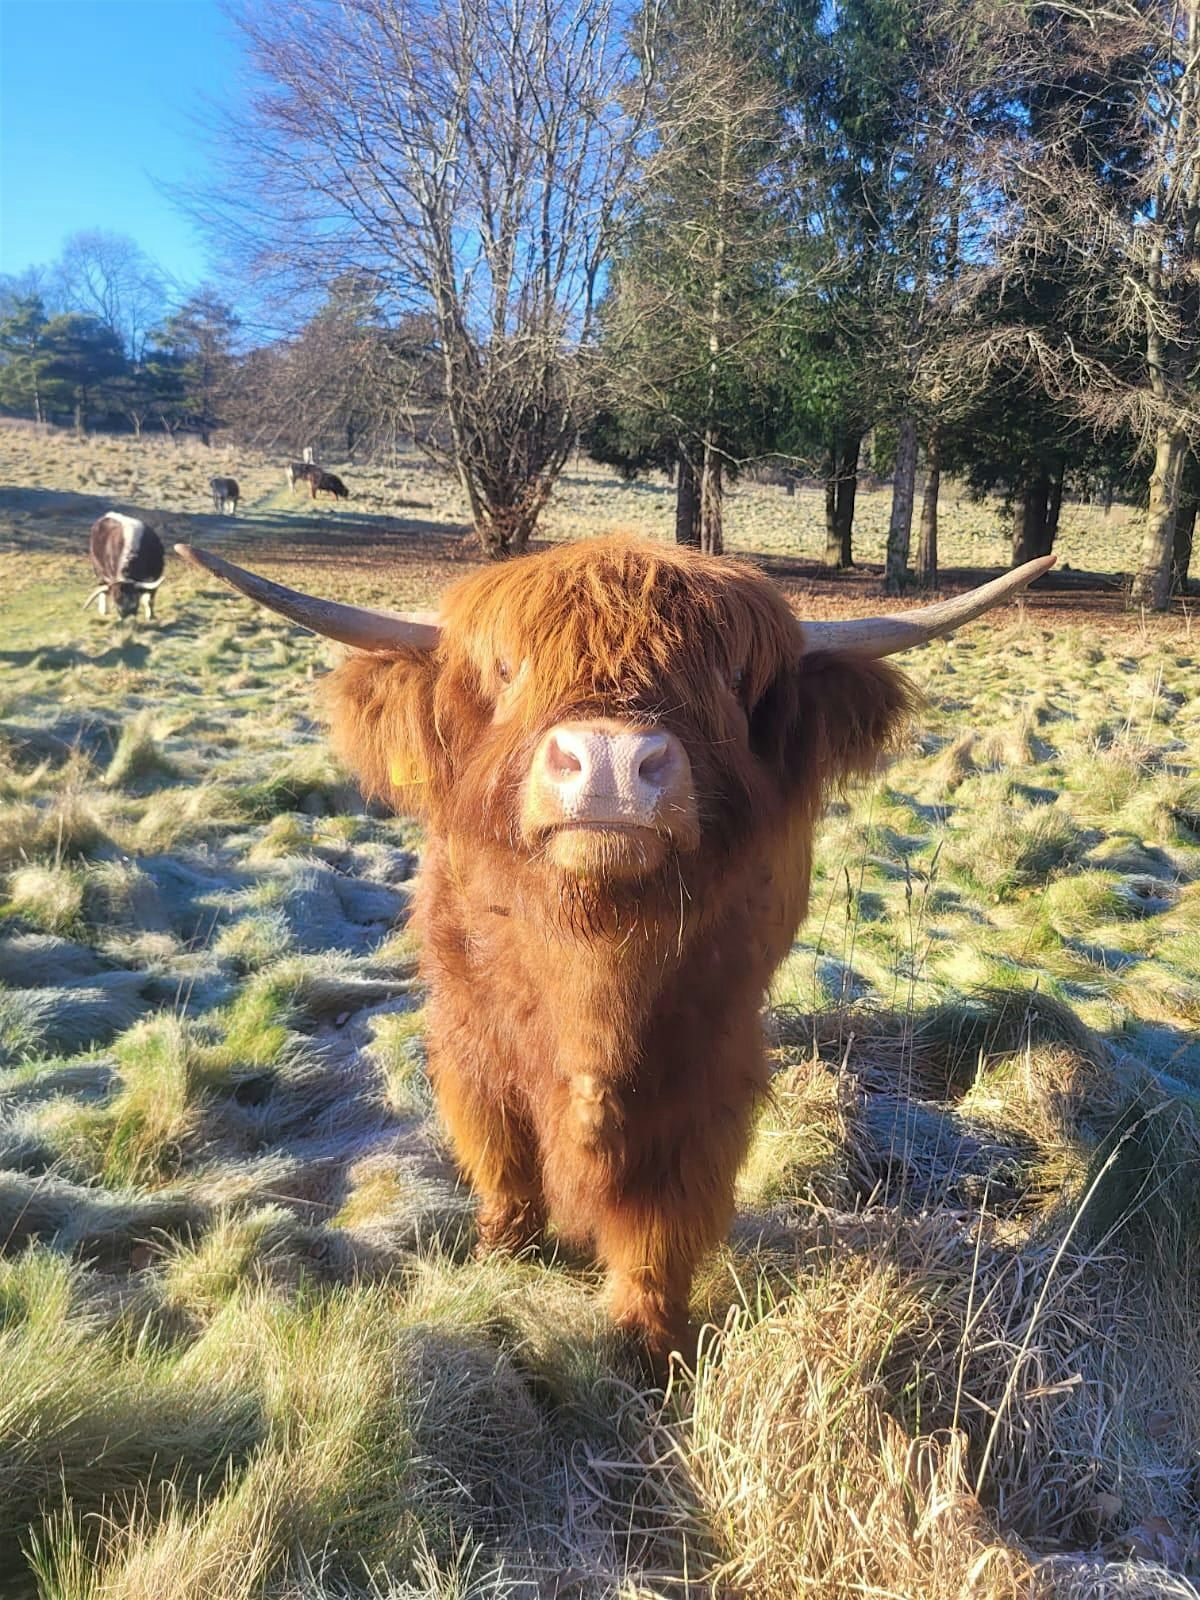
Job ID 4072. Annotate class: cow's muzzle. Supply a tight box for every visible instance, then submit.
[522,720,699,879]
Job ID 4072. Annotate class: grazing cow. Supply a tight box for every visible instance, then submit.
[307,469,349,502]
[210,476,240,514]
[86,513,165,620]
[176,536,1052,1367]
[285,461,316,490]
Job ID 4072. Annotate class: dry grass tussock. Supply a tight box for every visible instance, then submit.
[2,434,1200,1596]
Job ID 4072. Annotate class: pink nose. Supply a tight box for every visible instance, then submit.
[539,726,686,825]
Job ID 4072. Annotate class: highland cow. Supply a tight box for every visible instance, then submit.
[177,535,1052,1367]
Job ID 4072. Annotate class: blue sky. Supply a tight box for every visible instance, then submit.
[0,0,240,288]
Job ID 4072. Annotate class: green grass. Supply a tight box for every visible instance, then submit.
[1,430,1200,1595]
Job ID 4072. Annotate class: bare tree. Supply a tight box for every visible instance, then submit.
[54,230,166,363]
[217,0,656,555]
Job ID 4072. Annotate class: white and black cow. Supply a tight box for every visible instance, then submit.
[85,513,165,620]
[210,476,240,514]
[286,462,316,490]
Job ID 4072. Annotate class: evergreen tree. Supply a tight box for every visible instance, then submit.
[39,312,128,433]
[0,295,51,422]
[590,0,791,553]
[152,290,239,444]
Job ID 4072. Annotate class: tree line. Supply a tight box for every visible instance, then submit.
[2,0,1197,608]
[0,232,240,445]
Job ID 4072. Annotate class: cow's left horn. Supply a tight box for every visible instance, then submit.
[134,575,166,591]
[799,556,1055,658]
[82,586,106,610]
[174,545,441,651]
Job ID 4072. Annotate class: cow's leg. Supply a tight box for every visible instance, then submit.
[143,590,154,620]
[432,1056,545,1254]
[592,1087,755,1374]
[593,1200,707,1374]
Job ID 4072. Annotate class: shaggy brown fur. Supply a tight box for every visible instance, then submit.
[324,536,912,1366]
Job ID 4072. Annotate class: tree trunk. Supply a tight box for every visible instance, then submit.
[824,434,860,568]
[1132,426,1187,611]
[696,114,729,560]
[1046,461,1064,546]
[1171,500,1197,594]
[32,383,43,425]
[675,453,701,547]
[824,467,837,563]
[482,474,556,557]
[917,433,940,589]
[698,441,723,555]
[1012,471,1051,565]
[883,416,918,594]
[74,389,85,436]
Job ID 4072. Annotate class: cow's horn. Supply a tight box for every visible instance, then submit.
[82,586,106,611]
[800,556,1055,658]
[174,544,441,651]
[134,575,166,591]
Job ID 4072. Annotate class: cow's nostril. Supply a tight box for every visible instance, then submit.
[546,735,583,778]
[637,737,673,785]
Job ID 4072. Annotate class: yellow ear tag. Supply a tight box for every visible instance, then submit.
[389,758,423,787]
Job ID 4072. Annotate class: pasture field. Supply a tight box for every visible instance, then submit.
[1,427,1199,1599]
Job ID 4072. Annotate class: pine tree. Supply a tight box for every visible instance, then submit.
[0,295,51,422]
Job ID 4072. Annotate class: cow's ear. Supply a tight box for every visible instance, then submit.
[321,649,444,816]
[750,652,914,792]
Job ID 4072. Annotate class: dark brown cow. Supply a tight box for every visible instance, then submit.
[176,536,1052,1368]
[286,462,349,500]
[307,469,349,502]
[210,476,240,514]
[86,513,165,620]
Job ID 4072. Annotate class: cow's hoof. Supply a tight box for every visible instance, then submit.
[474,1203,545,1259]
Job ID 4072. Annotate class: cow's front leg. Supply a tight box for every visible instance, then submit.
[97,592,107,617]
[431,1052,546,1255]
[595,1202,703,1375]
[142,590,154,621]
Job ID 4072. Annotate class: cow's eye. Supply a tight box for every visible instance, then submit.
[730,666,745,693]
[496,658,513,685]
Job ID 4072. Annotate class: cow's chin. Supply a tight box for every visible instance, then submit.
[542,823,670,883]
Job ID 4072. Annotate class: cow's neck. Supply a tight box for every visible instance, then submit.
[453,836,752,1084]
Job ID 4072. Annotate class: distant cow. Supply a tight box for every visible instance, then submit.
[307,469,349,502]
[210,476,240,514]
[286,462,316,490]
[85,513,165,620]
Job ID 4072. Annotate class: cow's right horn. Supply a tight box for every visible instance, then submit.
[174,544,440,651]
[82,586,106,611]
